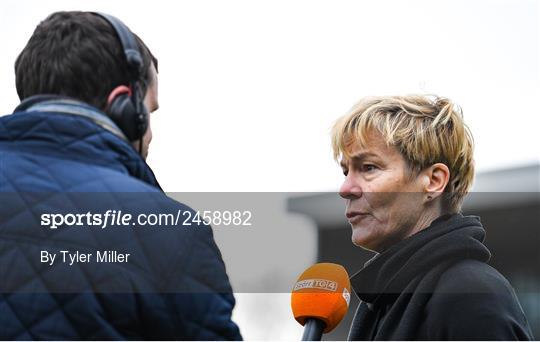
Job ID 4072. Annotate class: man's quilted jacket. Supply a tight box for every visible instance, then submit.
[0,97,242,340]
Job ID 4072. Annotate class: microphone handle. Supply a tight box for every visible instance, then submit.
[301,318,325,341]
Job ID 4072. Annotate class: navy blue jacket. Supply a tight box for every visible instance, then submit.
[0,97,242,340]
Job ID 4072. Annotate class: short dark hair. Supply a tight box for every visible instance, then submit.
[15,11,158,110]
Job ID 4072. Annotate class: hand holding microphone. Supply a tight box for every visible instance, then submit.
[291,263,351,341]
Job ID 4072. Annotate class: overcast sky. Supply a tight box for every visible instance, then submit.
[1,1,538,339]
[1,0,538,193]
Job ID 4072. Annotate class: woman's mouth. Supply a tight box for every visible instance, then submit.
[346,211,370,224]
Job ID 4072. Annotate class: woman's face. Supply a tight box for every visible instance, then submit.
[339,130,429,252]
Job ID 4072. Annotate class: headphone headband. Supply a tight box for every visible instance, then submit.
[91,12,149,143]
[94,12,144,75]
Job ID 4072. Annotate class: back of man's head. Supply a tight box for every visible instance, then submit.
[15,11,158,111]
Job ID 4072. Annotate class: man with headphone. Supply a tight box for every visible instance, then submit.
[0,11,242,340]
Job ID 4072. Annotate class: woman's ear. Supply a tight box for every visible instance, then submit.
[423,163,450,201]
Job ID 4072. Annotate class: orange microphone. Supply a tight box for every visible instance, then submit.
[291,263,351,340]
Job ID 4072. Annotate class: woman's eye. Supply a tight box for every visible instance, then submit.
[363,164,377,172]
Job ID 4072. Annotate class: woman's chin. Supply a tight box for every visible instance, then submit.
[351,229,379,252]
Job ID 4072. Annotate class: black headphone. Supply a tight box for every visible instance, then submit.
[93,12,149,142]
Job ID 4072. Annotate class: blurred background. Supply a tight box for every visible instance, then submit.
[1,0,539,339]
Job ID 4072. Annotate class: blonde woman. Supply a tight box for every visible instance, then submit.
[332,95,533,340]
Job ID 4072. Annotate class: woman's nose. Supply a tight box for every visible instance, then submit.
[339,174,362,199]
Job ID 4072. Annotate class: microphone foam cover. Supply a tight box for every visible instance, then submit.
[291,263,351,333]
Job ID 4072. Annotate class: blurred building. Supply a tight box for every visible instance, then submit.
[288,164,540,340]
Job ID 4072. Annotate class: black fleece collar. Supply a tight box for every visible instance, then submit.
[350,213,491,305]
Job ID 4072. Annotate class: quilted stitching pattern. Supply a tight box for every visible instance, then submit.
[0,109,241,340]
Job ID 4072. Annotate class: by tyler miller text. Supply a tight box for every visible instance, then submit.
[41,250,130,266]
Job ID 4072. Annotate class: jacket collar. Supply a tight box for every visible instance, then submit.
[350,213,491,305]
[2,95,161,190]
[14,94,128,141]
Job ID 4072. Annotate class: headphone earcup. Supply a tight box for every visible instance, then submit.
[108,92,148,142]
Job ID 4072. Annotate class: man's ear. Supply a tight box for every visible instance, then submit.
[422,163,450,201]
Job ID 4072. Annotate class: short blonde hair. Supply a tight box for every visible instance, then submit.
[331,95,475,213]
